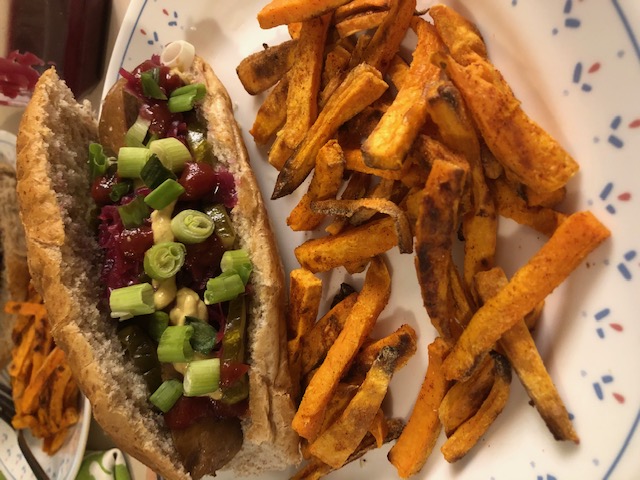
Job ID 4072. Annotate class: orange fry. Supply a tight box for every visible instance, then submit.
[258,0,353,29]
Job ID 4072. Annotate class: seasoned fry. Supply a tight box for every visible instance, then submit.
[388,337,451,478]
[334,0,389,22]
[325,172,371,235]
[347,323,417,383]
[430,5,579,193]
[295,216,398,273]
[308,346,400,468]
[257,0,353,29]
[236,39,297,95]
[269,14,331,169]
[250,75,289,146]
[414,159,468,342]
[490,176,567,236]
[310,198,413,253]
[443,211,611,381]
[441,353,511,462]
[292,257,391,440]
[287,140,345,231]
[272,63,388,199]
[342,148,404,180]
[300,292,358,377]
[439,354,495,437]
[288,268,323,399]
[360,0,416,74]
[362,18,444,170]
[475,267,579,443]
[335,11,388,38]
[369,408,389,448]
[321,44,352,89]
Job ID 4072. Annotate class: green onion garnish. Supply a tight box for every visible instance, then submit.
[89,143,110,180]
[144,179,185,210]
[149,379,183,412]
[109,283,155,319]
[140,154,177,189]
[220,249,252,285]
[118,195,151,228]
[204,272,245,305]
[168,92,197,113]
[185,317,217,355]
[170,83,206,101]
[157,325,194,363]
[143,311,170,343]
[143,241,186,280]
[141,68,168,100]
[183,358,220,397]
[204,204,237,249]
[117,147,153,178]
[109,179,132,202]
[149,138,191,173]
[125,116,152,147]
[170,209,214,244]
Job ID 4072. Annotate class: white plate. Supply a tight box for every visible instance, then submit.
[105,1,640,479]
[0,370,92,480]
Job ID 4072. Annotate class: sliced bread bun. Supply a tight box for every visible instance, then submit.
[16,62,299,479]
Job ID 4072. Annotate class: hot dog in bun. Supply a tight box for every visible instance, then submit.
[16,41,300,479]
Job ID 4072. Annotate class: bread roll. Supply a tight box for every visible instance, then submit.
[16,58,299,478]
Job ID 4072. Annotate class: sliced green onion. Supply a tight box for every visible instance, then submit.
[140,154,177,189]
[117,147,153,178]
[157,325,194,363]
[149,138,191,172]
[109,179,132,202]
[125,116,152,147]
[89,143,110,180]
[141,68,168,100]
[144,179,185,210]
[118,195,151,228]
[149,379,183,412]
[204,204,237,249]
[109,283,155,319]
[185,317,217,355]
[170,83,206,101]
[143,311,170,342]
[220,249,252,285]
[144,241,186,280]
[204,272,245,305]
[183,358,220,397]
[170,209,214,244]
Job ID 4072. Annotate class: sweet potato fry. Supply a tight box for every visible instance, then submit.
[334,0,389,22]
[292,257,391,440]
[475,267,579,443]
[236,39,297,95]
[430,5,579,193]
[490,176,567,236]
[300,292,358,377]
[388,337,451,478]
[273,63,388,199]
[342,148,404,180]
[414,159,468,342]
[438,354,495,437]
[360,0,416,74]
[258,0,353,29]
[288,268,323,399]
[321,44,352,89]
[369,408,389,448]
[335,11,388,38]
[296,216,398,273]
[443,211,611,381]
[347,323,417,383]
[250,75,289,146]
[269,13,331,170]
[441,353,511,462]
[20,346,66,414]
[362,18,444,170]
[287,140,345,231]
[310,198,413,253]
[325,172,371,235]
[308,346,400,468]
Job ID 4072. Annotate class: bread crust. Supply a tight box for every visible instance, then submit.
[16,61,299,479]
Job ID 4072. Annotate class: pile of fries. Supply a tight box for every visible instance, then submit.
[238,0,611,477]
[5,287,81,455]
